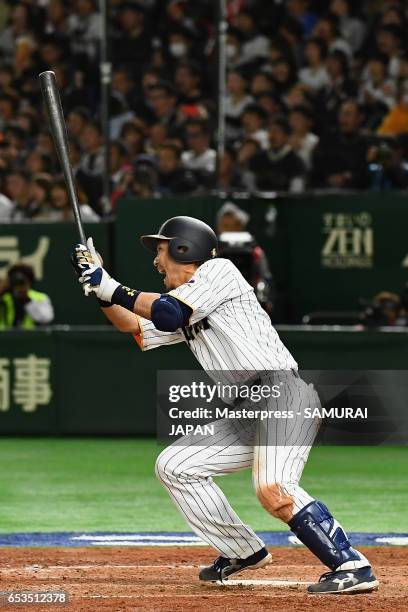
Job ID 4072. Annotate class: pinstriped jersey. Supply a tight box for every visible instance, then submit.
[136,258,297,373]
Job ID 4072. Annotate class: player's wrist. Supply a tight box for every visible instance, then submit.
[111,285,141,312]
[97,298,112,308]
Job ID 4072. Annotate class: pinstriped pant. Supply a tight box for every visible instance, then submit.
[156,374,321,559]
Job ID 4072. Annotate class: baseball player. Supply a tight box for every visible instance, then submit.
[72,216,378,594]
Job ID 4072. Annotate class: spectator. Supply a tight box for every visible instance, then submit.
[218,147,244,191]
[0,3,36,64]
[286,0,317,37]
[225,70,253,141]
[182,120,216,178]
[237,138,261,168]
[270,57,298,96]
[330,0,366,53]
[289,105,319,169]
[311,99,370,189]
[49,177,99,221]
[257,91,285,122]
[247,116,306,192]
[112,160,158,201]
[38,34,67,71]
[25,149,52,174]
[109,92,134,139]
[359,56,396,128]
[232,11,270,67]
[110,140,131,191]
[299,38,329,92]
[250,71,275,97]
[0,65,16,97]
[44,0,68,36]
[174,62,204,105]
[28,174,53,221]
[119,120,145,158]
[111,67,137,109]
[7,171,33,219]
[145,123,168,156]
[112,1,152,77]
[0,93,17,129]
[286,83,313,109]
[167,27,195,63]
[378,83,408,136]
[0,263,54,330]
[313,14,352,60]
[148,82,178,129]
[67,107,91,141]
[367,138,408,190]
[79,120,104,176]
[226,27,245,69]
[157,143,197,195]
[317,49,356,127]
[67,0,101,66]
[241,104,269,149]
[375,24,404,79]
[0,191,13,221]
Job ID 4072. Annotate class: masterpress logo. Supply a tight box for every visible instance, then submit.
[321,212,373,269]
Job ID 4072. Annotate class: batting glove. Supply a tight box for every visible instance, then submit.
[71,237,103,277]
[79,261,119,301]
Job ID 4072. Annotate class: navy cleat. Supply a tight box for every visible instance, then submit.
[199,547,272,582]
[308,565,379,594]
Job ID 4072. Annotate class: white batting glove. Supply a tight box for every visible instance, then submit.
[86,237,103,267]
[80,264,120,301]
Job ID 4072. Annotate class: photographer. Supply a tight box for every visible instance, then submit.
[360,291,406,327]
[216,202,275,314]
[0,264,54,330]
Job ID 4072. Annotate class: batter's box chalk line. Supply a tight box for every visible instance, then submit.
[0,531,407,547]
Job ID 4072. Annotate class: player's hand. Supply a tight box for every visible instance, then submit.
[79,263,120,301]
[71,237,103,277]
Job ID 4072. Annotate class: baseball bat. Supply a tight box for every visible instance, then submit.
[39,70,87,245]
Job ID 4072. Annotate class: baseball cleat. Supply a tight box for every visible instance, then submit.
[308,565,379,594]
[199,547,272,582]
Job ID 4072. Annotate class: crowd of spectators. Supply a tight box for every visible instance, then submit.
[2,0,408,221]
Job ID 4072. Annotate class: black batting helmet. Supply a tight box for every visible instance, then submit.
[141,216,218,263]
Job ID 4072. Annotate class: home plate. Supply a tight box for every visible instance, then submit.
[215,579,309,587]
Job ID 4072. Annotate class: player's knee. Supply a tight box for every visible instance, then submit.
[255,482,295,523]
[155,449,190,485]
[155,449,173,485]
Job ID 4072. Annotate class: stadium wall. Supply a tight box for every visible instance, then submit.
[1,326,407,435]
[1,193,407,324]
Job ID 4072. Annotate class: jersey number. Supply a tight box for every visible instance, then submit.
[182,317,209,343]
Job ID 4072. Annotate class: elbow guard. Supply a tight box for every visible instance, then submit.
[151,295,191,332]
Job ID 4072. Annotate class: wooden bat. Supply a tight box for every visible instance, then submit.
[39,70,87,244]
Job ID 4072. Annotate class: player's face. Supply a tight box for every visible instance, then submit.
[154,241,189,290]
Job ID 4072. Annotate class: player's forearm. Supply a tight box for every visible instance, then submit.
[100,304,140,333]
[99,292,160,333]
[133,292,160,319]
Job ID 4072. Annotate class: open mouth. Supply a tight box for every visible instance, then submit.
[157,266,167,283]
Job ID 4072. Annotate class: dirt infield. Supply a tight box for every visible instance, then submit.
[0,546,407,611]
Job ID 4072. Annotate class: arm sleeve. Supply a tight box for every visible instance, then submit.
[168,259,243,324]
[133,315,184,351]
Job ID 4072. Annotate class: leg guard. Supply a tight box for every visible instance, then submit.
[288,500,362,571]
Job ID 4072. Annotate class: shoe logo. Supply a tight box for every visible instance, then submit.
[333,573,359,591]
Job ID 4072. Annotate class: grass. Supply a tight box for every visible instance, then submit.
[0,439,406,533]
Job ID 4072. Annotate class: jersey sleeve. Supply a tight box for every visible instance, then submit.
[168,259,248,324]
[133,316,184,351]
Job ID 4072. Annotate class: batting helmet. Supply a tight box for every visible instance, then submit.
[141,216,218,263]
